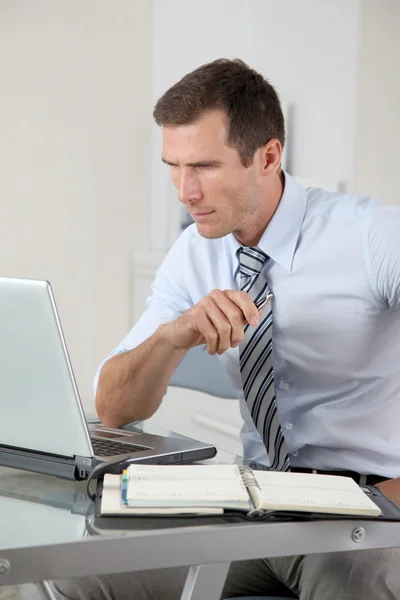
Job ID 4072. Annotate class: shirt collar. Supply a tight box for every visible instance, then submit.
[225,172,307,275]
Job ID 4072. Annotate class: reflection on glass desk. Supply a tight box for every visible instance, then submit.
[2,419,400,599]
[0,420,266,552]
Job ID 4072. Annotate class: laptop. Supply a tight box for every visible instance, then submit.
[0,277,217,480]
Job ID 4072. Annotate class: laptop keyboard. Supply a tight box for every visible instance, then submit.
[90,437,147,457]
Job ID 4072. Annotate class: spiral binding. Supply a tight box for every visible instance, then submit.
[237,465,261,490]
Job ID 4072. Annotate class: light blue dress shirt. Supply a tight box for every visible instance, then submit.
[97,174,400,477]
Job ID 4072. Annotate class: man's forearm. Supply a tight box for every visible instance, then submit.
[95,325,186,428]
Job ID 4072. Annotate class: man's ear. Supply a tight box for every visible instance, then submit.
[259,139,282,175]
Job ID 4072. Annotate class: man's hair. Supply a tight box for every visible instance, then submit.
[153,58,285,167]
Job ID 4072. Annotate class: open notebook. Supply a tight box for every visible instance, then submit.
[99,464,383,518]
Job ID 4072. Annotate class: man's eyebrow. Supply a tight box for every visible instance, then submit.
[161,158,222,167]
[161,157,175,166]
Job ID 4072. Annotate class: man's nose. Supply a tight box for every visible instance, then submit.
[178,170,202,204]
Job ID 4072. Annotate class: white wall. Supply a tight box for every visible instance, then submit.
[2,1,398,420]
[150,0,361,250]
[354,0,400,205]
[0,0,152,410]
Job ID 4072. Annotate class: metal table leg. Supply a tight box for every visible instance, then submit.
[180,562,230,600]
[36,581,58,600]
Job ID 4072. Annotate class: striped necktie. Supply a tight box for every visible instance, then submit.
[238,246,290,471]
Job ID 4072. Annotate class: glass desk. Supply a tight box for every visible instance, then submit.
[1,421,400,600]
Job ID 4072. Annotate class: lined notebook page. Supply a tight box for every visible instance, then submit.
[101,474,224,515]
[251,471,381,516]
[125,464,250,509]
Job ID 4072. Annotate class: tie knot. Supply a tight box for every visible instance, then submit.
[238,246,268,277]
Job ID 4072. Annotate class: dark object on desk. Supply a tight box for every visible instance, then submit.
[0,277,217,481]
[92,474,400,527]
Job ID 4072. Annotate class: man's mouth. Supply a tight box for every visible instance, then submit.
[191,210,215,221]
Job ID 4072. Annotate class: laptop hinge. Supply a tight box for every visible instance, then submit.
[74,455,98,480]
[0,446,79,480]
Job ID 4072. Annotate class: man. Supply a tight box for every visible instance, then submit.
[55,59,400,599]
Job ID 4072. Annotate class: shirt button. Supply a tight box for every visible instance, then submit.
[280,381,289,390]
[285,422,293,430]
[291,450,298,456]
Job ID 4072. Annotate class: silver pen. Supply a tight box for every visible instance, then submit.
[202,292,273,352]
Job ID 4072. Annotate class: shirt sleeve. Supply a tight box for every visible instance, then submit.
[367,205,400,308]
[93,230,193,393]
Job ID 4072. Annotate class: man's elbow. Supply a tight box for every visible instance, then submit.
[95,387,157,429]
[94,360,123,427]
[94,386,126,428]
[96,403,122,429]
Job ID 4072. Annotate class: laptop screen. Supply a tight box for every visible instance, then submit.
[0,278,93,458]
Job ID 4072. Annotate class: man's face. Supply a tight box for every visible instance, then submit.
[162,110,273,244]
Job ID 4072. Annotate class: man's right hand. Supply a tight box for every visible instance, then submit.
[159,289,260,355]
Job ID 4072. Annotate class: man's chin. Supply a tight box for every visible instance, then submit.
[195,222,230,239]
